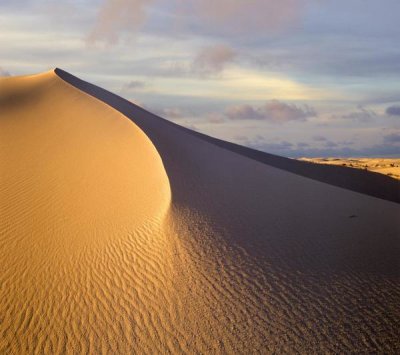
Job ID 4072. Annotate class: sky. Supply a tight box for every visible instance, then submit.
[1,0,400,157]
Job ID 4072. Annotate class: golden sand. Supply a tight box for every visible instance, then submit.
[299,157,400,180]
[1,70,399,353]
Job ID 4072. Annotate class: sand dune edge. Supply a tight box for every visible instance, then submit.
[0,69,399,354]
[55,68,400,204]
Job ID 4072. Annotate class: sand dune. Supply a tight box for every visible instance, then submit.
[1,69,399,353]
[299,157,400,180]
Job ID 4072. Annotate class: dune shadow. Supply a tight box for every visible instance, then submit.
[55,68,400,277]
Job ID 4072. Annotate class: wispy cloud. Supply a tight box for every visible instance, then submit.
[121,80,148,93]
[341,106,377,122]
[87,0,154,46]
[86,0,307,46]
[2,0,399,159]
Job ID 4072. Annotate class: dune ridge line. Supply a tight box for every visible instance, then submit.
[54,68,400,204]
[0,69,399,353]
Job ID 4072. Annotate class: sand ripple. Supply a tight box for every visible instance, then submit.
[1,71,399,354]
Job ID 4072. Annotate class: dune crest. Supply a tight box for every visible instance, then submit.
[0,71,176,353]
[1,70,399,353]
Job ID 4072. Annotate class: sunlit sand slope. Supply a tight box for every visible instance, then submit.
[1,69,399,354]
[299,157,400,180]
[0,72,175,353]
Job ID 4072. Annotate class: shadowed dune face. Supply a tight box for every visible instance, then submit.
[1,70,400,353]
[55,69,400,353]
[54,70,400,205]
[54,69,400,275]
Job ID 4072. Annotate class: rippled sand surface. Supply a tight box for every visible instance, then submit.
[1,70,399,353]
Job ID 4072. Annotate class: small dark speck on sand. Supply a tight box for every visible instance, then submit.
[348,215,357,218]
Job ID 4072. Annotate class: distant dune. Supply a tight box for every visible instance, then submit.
[299,157,400,180]
[1,69,399,354]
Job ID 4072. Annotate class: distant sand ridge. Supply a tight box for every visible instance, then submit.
[299,157,400,180]
[0,70,399,353]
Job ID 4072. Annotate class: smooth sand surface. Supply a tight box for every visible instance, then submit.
[299,157,400,180]
[1,70,399,353]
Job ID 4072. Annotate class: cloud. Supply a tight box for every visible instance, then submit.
[128,98,145,107]
[384,133,400,143]
[87,0,154,45]
[121,80,147,92]
[0,67,11,77]
[228,128,400,158]
[234,135,248,142]
[44,2,78,24]
[249,140,400,158]
[163,107,183,119]
[183,0,306,36]
[225,104,262,120]
[126,80,146,89]
[225,100,316,124]
[192,44,236,76]
[154,107,184,120]
[205,112,225,124]
[120,44,235,79]
[182,123,198,131]
[340,140,355,146]
[341,106,377,122]
[87,0,306,46]
[386,106,400,116]
[324,141,338,148]
[262,141,294,150]
[313,135,327,142]
[262,100,317,123]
